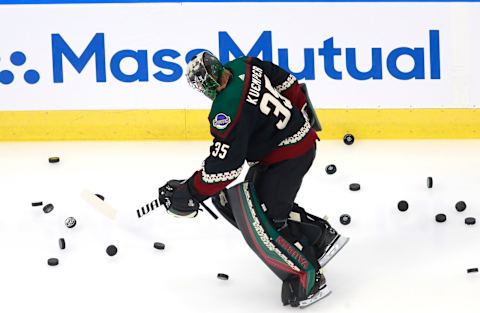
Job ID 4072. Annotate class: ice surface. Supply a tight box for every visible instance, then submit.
[0,140,479,313]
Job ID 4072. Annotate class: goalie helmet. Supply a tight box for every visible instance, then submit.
[186,51,224,101]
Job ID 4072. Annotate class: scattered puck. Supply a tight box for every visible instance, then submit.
[455,201,467,212]
[340,214,351,225]
[48,157,60,163]
[397,200,409,212]
[325,164,337,175]
[343,133,355,145]
[47,258,59,266]
[435,213,447,223]
[465,217,476,225]
[58,238,66,250]
[217,273,229,280]
[106,245,118,256]
[32,201,43,207]
[64,217,77,228]
[427,177,433,188]
[42,203,54,214]
[153,242,165,250]
[467,268,479,274]
[349,183,361,191]
[95,194,105,201]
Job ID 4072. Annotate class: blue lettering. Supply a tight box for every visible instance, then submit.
[278,48,315,80]
[346,48,383,80]
[152,49,183,82]
[218,31,273,64]
[318,38,342,80]
[110,50,149,83]
[429,30,440,79]
[51,33,106,83]
[387,47,425,80]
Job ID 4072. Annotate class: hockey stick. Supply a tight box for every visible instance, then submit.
[136,198,218,220]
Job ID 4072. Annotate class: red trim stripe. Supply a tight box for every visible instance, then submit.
[261,129,317,166]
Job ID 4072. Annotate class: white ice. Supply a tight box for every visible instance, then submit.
[0,140,479,313]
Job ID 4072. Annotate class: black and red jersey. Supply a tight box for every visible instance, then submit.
[188,56,318,200]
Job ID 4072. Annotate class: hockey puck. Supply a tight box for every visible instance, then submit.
[339,214,351,225]
[59,238,66,250]
[343,133,355,145]
[48,157,60,163]
[95,194,105,201]
[465,217,476,225]
[455,201,467,212]
[32,201,43,207]
[397,200,409,212]
[467,268,479,274]
[427,177,433,189]
[435,213,447,223]
[106,245,118,256]
[217,273,229,280]
[325,164,337,175]
[153,242,165,250]
[42,203,54,214]
[349,183,361,191]
[47,258,59,266]
[64,217,76,228]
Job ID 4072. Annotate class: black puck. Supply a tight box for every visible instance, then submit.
[217,273,229,280]
[64,217,77,228]
[47,258,59,266]
[349,183,360,191]
[32,201,43,207]
[465,217,476,225]
[106,245,118,256]
[95,194,105,201]
[325,164,337,175]
[43,203,54,214]
[153,242,165,250]
[427,177,433,188]
[48,157,60,163]
[59,238,66,250]
[435,213,447,223]
[397,200,409,212]
[339,214,351,225]
[467,268,479,274]
[343,134,355,145]
[455,201,467,212]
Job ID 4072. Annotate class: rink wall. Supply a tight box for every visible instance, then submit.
[0,1,479,140]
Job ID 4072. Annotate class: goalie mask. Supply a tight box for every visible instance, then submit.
[186,51,224,101]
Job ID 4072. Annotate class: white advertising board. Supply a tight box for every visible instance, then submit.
[0,2,479,110]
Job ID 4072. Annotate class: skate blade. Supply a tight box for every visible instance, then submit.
[319,236,350,268]
[299,285,332,308]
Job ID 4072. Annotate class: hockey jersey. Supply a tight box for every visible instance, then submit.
[187,56,318,200]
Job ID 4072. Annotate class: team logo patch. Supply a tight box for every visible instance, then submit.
[213,113,231,130]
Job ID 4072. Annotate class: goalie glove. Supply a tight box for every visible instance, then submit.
[158,179,200,218]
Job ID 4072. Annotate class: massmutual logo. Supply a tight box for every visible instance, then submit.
[0,30,440,85]
[0,51,40,85]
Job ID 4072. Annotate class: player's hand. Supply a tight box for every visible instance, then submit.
[158,179,199,218]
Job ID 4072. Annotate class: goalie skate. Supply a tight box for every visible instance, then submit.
[318,235,350,268]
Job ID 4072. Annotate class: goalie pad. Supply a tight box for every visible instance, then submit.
[226,182,318,298]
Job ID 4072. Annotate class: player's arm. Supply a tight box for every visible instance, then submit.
[187,113,251,202]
